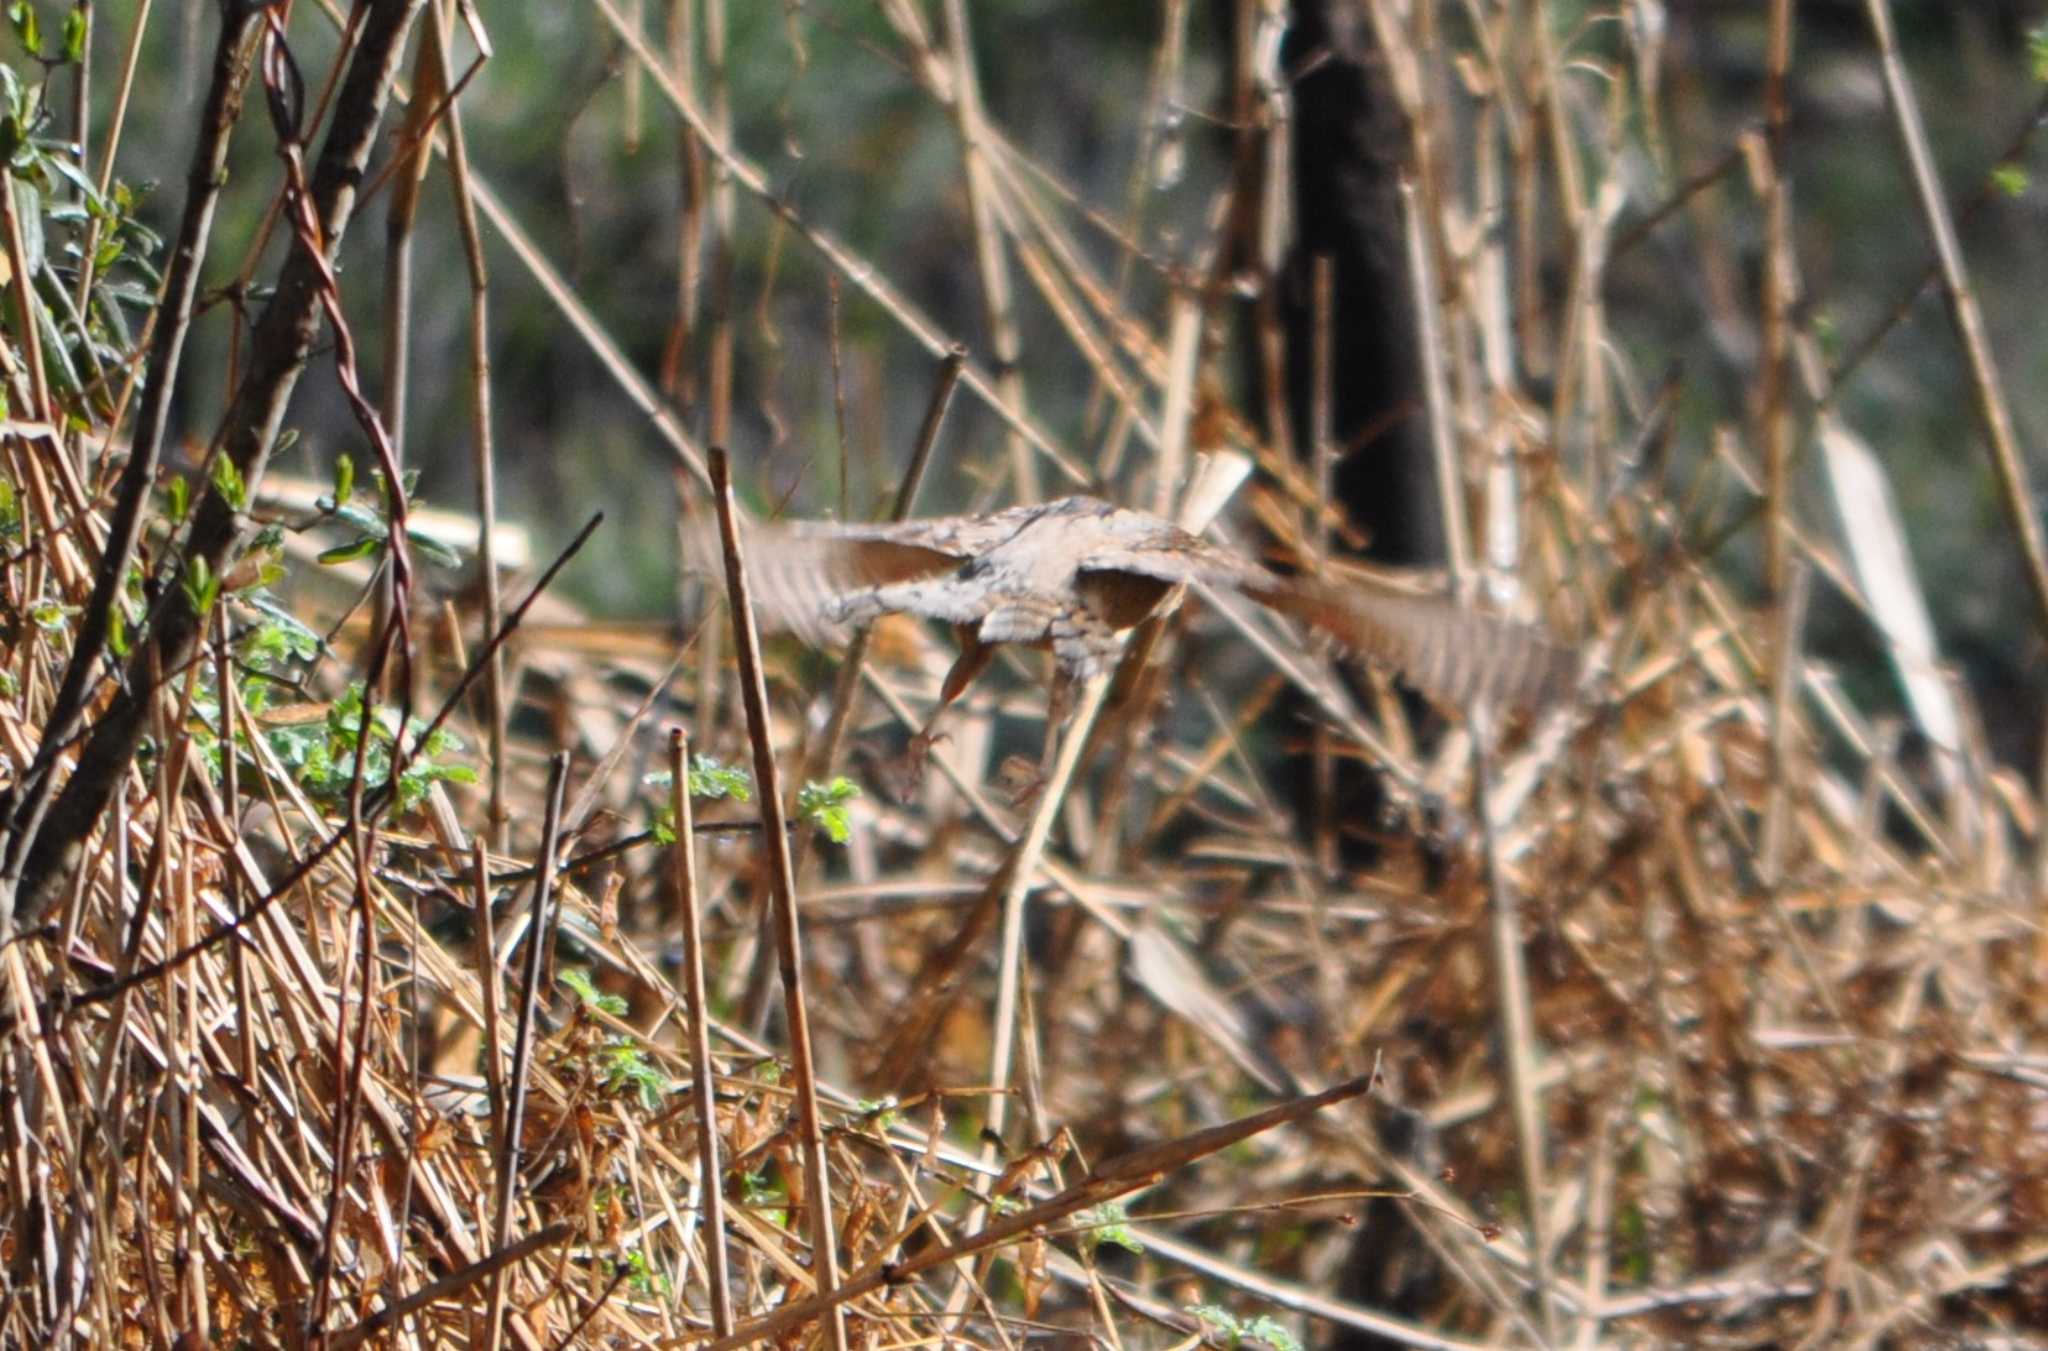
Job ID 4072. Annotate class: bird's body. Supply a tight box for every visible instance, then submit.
[800,497,1198,677]
[698,495,1574,795]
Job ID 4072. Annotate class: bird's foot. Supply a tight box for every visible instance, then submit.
[993,754,1047,810]
[875,731,946,805]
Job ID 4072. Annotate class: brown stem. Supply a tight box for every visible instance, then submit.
[9,0,424,934]
[5,0,264,923]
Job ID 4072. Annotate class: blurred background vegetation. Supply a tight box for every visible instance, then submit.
[85,2,2048,767]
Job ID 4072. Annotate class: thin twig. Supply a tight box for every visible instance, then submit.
[486,753,569,1351]
[1400,177,1471,594]
[708,446,847,1351]
[1759,0,1794,601]
[1862,0,2048,635]
[938,0,1034,500]
[669,729,735,1337]
[1472,703,1555,1345]
[803,346,965,790]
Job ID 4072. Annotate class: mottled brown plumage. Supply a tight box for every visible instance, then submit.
[695,496,1577,773]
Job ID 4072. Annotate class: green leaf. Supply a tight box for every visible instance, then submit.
[182,556,218,616]
[1239,1317,1300,1351]
[29,275,80,398]
[797,776,861,844]
[599,1038,668,1110]
[680,754,753,802]
[559,968,629,1016]
[211,454,247,511]
[107,601,127,657]
[739,1170,782,1207]
[1992,163,2029,198]
[405,527,463,569]
[330,501,388,538]
[1078,1199,1144,1256]
[243,594,323,661]
[2032,22,2048,83]
[9,3,42,58]
[59,6,81,62]
[239,620,300,670]
[165,474,188,522]
[332,452,353,504]
[855,1096,901,1130]
[37,149,97,206]
[318,536,383,566]
[648,755,755,842]
[96,278,152,309]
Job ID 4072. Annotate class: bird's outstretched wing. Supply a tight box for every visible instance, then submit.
[1245,574,1580,714]
[1079,536,1577,714]
[684,507,1039,645]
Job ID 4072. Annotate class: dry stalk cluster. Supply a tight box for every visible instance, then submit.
[0,3,2042,1348]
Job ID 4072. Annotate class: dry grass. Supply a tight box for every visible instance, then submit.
[0,2,2044,1347]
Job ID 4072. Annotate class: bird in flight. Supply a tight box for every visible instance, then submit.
[698,496,1577,795]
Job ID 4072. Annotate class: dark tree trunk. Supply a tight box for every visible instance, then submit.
[1245,0,1448,868]
[1227,2,1452,1341]
[1277,0,1440,569]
